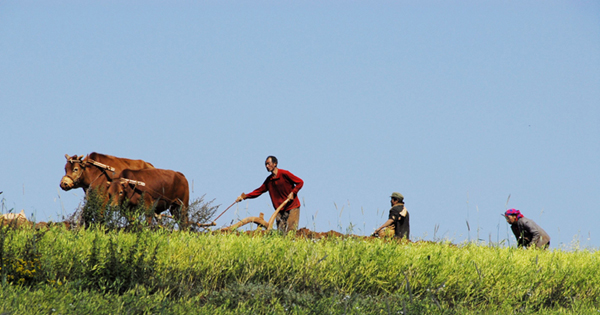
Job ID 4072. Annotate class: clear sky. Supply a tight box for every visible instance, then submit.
[1,1,599,249]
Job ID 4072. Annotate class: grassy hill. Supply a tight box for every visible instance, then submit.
[0,224,598,314]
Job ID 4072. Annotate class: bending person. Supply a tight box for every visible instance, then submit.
[504,209,550,249]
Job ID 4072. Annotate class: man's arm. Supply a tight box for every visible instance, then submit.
[236,181,268,202]
[373,219,394,236]
[278,170,303,201]
[373,207,403,236]
[282,170,304,196]
[517,235,528,248]
[520,219,541,248]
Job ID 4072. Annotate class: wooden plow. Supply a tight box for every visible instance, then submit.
[153,198,292,232]
[219,198,291,232]
[219,212,268,231]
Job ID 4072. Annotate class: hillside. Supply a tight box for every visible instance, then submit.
[0,225,598,314]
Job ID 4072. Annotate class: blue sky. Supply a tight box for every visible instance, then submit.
[1,1,599,248]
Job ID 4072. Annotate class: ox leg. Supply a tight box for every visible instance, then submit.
[144,197,156,227]
[180,205,189,230]
[170,202,189,231]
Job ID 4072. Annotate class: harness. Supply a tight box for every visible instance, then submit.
[65,156,117,188]
[65,157,184,208]
[119,178,185,207]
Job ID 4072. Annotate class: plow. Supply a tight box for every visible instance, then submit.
[9,194,398,241]
[155,200,400,242]
[161,197,293,232]
[9,208,403,242]
[55,153,400,240]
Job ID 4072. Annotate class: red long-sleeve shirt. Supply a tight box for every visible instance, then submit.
[245,169,304,211]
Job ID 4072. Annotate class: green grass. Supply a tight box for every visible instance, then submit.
[0,225,598,314]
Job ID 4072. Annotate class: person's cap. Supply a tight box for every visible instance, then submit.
[390,192,404,200]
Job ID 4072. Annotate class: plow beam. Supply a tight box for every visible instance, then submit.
[220,213,267,231]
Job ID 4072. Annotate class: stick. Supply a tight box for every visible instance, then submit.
[266,198,292,231]
[154,197,238,229]
[213,200,238,222]
[195,221,217,227]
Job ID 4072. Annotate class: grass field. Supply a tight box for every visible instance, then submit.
[0,223,598,314]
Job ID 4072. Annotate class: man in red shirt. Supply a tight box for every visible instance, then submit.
[236,156,304,232]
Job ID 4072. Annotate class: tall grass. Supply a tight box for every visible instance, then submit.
[0,224,598,313]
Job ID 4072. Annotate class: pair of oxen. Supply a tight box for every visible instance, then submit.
[59,152,189,228]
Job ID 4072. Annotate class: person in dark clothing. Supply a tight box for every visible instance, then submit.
[236,156,304,232]
[504,209,550,249]
[372,192,410,239]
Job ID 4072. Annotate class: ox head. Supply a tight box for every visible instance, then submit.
[107,178,144,207]
[107,179,126,207]
[60,154,85,191]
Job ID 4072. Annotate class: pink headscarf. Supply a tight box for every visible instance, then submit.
[504,209,524,219]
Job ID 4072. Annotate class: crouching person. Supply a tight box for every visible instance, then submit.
[372,192,409,240]
[504,209,550,249]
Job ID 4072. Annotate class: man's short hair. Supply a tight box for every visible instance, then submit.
[267,156,278,165]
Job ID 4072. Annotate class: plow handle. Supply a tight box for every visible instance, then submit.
[266,198,292,231]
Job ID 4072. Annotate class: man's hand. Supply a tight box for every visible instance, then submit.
[236,193,246,203]
[287,192,295,200]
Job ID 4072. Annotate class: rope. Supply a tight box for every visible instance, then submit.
[121,180,183,207]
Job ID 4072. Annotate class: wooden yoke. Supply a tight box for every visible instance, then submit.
[120,178,146,186]
[266,198,291,231]
[87,159,116,172]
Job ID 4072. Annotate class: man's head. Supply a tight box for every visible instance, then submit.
[265,156,278,172]
[504,209,523,224]
[390,192,404,206]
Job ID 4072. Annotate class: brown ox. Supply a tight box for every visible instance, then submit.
[107,168,189,229]
[60,152,155,193]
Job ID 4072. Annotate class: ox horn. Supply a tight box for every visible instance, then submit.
[65,154,70,160]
